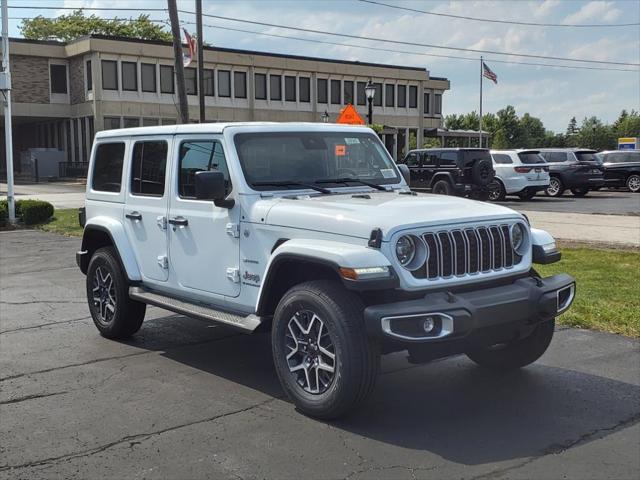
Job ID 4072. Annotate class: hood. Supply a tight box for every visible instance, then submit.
[252,192,524,240]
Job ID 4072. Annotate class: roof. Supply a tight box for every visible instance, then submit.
[10,35,441,75]
[95,121,374,139]
[537,148,597,152]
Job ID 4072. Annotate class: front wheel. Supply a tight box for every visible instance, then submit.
[271,280,378,419]
[466,319,555,370]
[432,180,453,196]
[571,187,589,197]
[545,177,564,197]
[487,180,506,201]
[627,174,640,193]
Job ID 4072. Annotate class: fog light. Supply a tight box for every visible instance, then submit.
[422,317,435,333]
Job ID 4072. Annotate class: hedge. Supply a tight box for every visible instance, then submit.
[0,199,54,226]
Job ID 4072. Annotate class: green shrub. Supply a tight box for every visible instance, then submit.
[19,200,54,225]
[0,200,7,227]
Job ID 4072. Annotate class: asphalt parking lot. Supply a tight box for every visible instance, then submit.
[1,229,639,479]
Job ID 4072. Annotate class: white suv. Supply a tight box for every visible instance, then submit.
[77,123,575,418]
[489,150,550,201]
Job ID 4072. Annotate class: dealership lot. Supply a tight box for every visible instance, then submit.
[0,229,639,479]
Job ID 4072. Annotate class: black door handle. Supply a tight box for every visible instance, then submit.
[168,217,189,227]
[126,211,142,220]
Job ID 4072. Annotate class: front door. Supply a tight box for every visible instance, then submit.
[168,136,241,298]
[124,137,172,282]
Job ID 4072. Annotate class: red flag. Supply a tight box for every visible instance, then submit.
[482,62,497,84]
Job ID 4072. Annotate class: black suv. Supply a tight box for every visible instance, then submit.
[596,150,640,193]
[538,149,605,197]
[399,148,495,200]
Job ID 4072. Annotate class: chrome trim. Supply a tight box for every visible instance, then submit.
[380,312,454,341]
[557,283,575,313]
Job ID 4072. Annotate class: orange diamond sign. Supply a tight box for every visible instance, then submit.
[336,104,365,125]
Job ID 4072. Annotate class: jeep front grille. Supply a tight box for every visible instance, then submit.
[412,224,522,279]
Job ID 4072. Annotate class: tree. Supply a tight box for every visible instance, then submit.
[495,105,521,148]
[566,116,578,136]
[613,110,640,138]
[519,113,545,148]
[577,117,615,150]
[20,10,172,42]
[491,129,509,149]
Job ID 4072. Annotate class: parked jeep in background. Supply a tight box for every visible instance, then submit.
[489,150,550,201]
[596,150,640,193]
[77,123,575,419]
[398,148,495,200]
[538,148,605,197]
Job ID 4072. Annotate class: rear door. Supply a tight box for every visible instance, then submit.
[124,137,172,282]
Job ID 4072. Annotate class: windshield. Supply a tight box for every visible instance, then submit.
[575,152,598,162]
[233,131,400,191]
[517,152,545,164]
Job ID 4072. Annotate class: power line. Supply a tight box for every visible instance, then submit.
[182,10,640,66]
[357,0,640,28]
[8,5,166,12]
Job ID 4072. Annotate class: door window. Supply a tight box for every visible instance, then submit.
[178,140,231,199]
[423,152,438,166]
[92,142,125,192]
[405,152,420,167]
[130,141,168,197]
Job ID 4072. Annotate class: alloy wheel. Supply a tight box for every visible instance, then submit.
[628,175,640,193]
[488,181,502,201]
[547,178,560,196]
[92,266,116,326]
[285,309,336,394]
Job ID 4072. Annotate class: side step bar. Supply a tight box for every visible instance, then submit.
[129,286,262,333]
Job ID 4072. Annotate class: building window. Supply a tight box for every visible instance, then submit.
[217,70,231,97]
[160,65,174,94]
[185,67,197,95]
[101,60,118,90]
[344,81,354,105]
[424,93,430,114]
[409,85,417,108]
[86,60,92,91]
[397,85,406,108]
[50,64,67,94]
[373,83,382,106]
[385,84,395,107]
[356,81,366,106]
[92,142,125,192]
[131,141,168,197]
[121,62,137,91]
[103,116,121,130]
[123,117,140,128]
[255,73,267,100]
[200,69,213,96]
[270,75,282,101]
[285,76,296,102]
[161,118,176,125]
[317,78,328,104]
[140,63,156,93]
[234,71,247,98]
[330,79,341,104]
[434,93,442,114]
[142,118,159,126]
[299,77,310,102]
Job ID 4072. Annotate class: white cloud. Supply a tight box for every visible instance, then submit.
[563,1,622,24]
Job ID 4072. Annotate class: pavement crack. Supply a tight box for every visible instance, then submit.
[0,397,279,472]
[0,316,90,334]
[0,390,68,405]
[0,300,85,305]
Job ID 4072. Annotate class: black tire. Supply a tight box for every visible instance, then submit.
[86,247,146,339]
[271,280,378,419]
[466,319,555,370]
[517,190,536,201]
[570,187,589,197]
[432,179,453,195]
[626,174,640,193]
[487,180,506,201]
[545,176,564,197]
[470,188,490,201]
[472,159,494,186]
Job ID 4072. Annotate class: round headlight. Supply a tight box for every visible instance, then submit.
[395,235,416,267]
[510,223,527,255]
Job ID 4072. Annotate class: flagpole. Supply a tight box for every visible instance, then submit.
[479,55,483,148]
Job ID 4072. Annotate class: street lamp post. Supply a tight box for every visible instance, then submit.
[365,81,376,125]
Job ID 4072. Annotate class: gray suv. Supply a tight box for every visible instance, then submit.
[538,149,605,197]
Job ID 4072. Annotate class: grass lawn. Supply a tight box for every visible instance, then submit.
[34,210,640,337]
[538,246,640,337]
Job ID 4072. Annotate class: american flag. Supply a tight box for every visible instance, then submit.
[482,62,497,84]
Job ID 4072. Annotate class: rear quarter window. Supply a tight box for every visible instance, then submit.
[92,142,125,192]
[492,154,513,164]
[517,153,545,164]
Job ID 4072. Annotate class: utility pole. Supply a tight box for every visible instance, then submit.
[167,0,189,124]
[478,55,483,148]
[1,0,15,223]
[196,0,205,123]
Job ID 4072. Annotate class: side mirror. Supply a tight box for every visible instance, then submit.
[397,163,411,184]
[195,170,235,208]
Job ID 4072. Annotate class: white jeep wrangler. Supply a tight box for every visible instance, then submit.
[77,122,575,418]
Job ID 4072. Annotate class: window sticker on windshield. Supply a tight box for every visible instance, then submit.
[345,138,360,145]
[335,145,346,156]
[380,168,395,178]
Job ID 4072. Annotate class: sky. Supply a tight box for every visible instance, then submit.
[5,0,640,133]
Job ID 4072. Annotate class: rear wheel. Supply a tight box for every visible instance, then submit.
[432,180,453,196]
[271,280,378,419]
[627,174,640,193]
[86,247,146,339]
[570,187,589,197]
[466,319,555,370]
[487,180,506,201]
[545,177,564,197]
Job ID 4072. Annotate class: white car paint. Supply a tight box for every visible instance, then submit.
[490,149,550,195]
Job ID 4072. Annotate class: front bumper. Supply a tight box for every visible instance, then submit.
[364,273,575,346]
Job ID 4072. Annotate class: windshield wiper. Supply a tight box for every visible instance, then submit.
[315,177,388,191]
[252,180,331,194]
